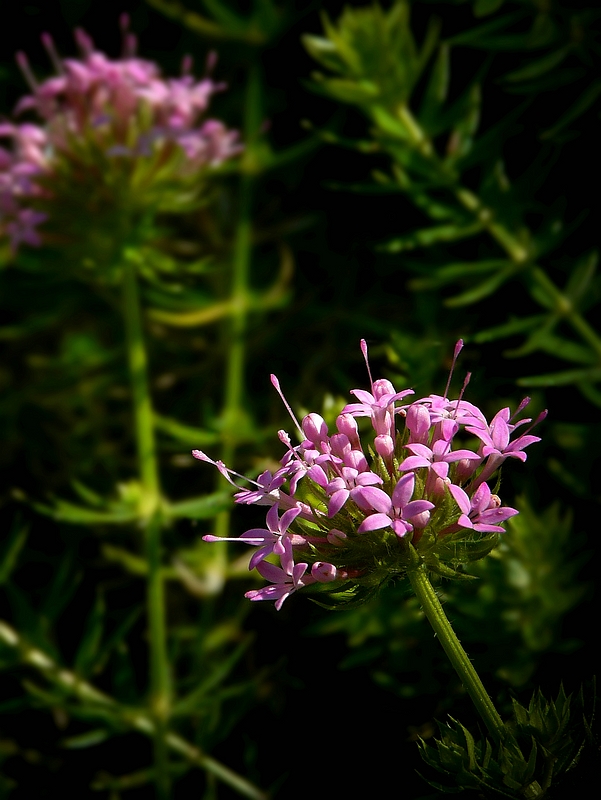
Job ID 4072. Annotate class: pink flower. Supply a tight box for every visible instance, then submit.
[447,482,518,533]
[245,558,316,612]
[199,339,543,607]
[356,473,434,537]
[203,504,305,571]
[1,17,241,254]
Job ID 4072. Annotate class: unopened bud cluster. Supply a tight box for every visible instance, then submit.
[195,341,545,610]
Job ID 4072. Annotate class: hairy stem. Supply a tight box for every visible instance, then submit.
[122,256,170,798]
[407,563,506,742]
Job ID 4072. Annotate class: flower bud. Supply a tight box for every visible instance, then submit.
[301,413,328,446]
[375,434,394,460]
[311,562,338,582]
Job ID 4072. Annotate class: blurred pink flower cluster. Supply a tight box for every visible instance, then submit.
[195,340,546,610]
[0,16,241,252]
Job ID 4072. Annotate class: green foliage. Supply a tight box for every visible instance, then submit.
[0,0,597,796]
[419,684,595,797]
[304,0,601,404]
[308,495,587,697]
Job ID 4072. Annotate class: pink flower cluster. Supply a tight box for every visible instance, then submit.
[0,123,48,250]
[195,340,546,610]
[0,16,241,252]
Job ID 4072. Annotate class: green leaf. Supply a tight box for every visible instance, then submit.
[173,636,254,716]
[445,264,518,306]
[502,45,571,83]
[34,497,139,525]
[410,260,509,291]
[61,728,111,749]
[542,79,601,139]
[565,251,598,302]
[381,222,482,253]
[517,365,601,387]
[153,413,220,446]
[457,101,528,170]
[474,0,505,16]
[448,10,548,51]
[70,480,107,508]
[302,34,347,75]
[312,74,380,105]
[165,491,231,520]
[101,545,149,577]
[511,333,598,365]
[370,105,411,139]
[577,381,601,408]
[74,593,106,679]
[42,547,81,627]
[0,519,28,586]
[200,0,247,30]
[419,44,451,132]
[445,83,482,162]
[416,16,442,76]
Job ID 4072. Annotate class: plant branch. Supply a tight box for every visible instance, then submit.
[0,620,268,800]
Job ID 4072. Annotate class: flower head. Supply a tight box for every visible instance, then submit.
[196,340,545,609]
[1,16,241,258]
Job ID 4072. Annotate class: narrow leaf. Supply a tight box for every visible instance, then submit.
[62,728,111,749]
[410,259,508,290]
[74,593,106,678]
[566,251,598,302]
[472,314,546,343]
[542,79,601,139]
[517,366,601,387]
[154,413,220,446]
[0,520,28,586]
[474,0,504,16]
[165,491,231,520]
[445,264,518,307]
[381,222,482,252]
[445,83,481,162]
[419,44,450,131]
[35,498,138,525]
[503,46,571,83]
[447,11,530,48]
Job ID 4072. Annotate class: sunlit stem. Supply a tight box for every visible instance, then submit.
[122,255,170,798]
[407,561,506,742]
[396,103,601,359]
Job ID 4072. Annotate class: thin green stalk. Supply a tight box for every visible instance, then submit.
[407,563,506,742]
[396,104,601,358]
[122,256,170,798]
[122,256,160,500]
[213,66,261,544]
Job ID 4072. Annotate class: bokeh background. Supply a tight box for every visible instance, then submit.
[1,1,599,797]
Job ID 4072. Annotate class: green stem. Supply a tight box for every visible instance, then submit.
[122,256,170,798]
[221,168,253,468]
[396,103,601,358]
[213,66,260,545]
[122,256,159,500]
[407,563,506,742]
